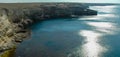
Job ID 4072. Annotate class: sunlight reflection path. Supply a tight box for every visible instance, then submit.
[89,6,117,13]
[79,30,106,57]
[78,20,117,57]
[75,6,117,57]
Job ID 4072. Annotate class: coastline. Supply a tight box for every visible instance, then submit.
[0,3,97,56]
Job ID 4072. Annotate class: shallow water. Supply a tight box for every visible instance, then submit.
[15,5,120,57]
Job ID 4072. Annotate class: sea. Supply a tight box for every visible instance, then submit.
[15,4,120,57]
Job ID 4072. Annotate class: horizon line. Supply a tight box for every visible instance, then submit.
[0,2,120,4]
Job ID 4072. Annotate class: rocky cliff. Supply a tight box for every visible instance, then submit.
[0,3,97,54]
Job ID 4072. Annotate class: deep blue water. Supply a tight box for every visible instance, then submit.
[15,5,120,57]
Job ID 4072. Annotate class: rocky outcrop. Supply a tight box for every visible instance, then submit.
[0,3,97,54]
[0,8,31,53]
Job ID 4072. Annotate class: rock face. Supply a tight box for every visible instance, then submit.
[0,8,30,52]
[0,3,97,53]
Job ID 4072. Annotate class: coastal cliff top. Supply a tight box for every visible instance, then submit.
[0,3,119,8]
[0,3,86,9]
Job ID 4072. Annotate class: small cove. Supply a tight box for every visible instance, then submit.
[14,5,120,57]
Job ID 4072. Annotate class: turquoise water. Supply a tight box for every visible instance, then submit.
[15,5,120,57]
